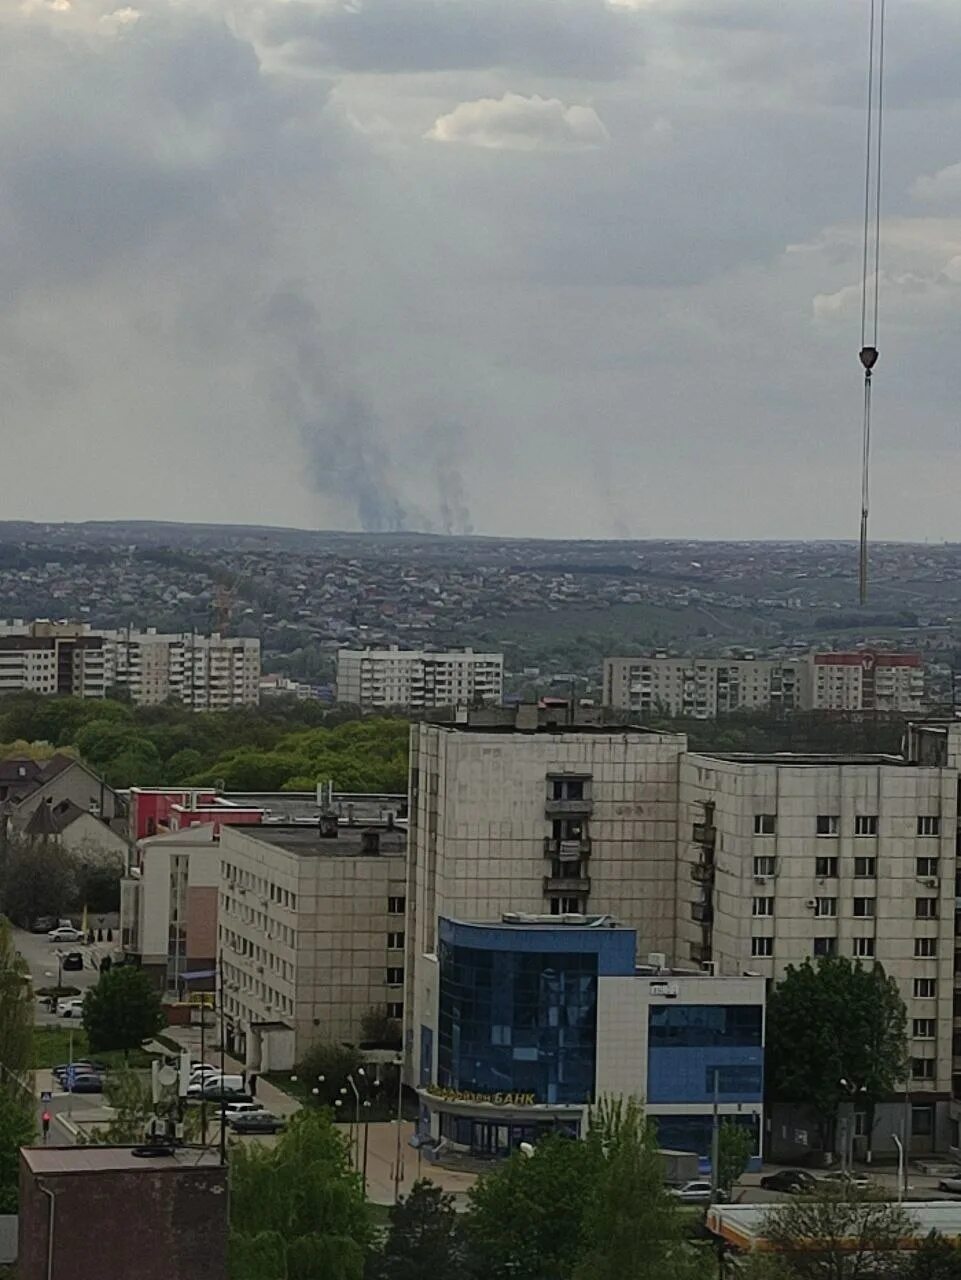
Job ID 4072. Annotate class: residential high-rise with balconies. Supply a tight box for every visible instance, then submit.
[337,646,503,711]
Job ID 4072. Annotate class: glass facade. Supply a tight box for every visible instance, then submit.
[437,939,599,1105]
[647,1004,764,1104]
[652,1113,759,1158]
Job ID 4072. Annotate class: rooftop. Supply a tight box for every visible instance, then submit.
[21,1145,224,1175]
[697,751,910,767]
[231,821,407,858]
[707,1202,961,1250]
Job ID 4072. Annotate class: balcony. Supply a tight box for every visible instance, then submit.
[692,823,717,852]
[691,901,714,925]
[543,837,592,858]
[545,797,594,818]
[544,876,592,895]
[691,861,715,885]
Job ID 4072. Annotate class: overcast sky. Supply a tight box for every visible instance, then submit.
[2,0,961,541]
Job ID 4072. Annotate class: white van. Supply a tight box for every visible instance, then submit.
[201,1074,246,1097]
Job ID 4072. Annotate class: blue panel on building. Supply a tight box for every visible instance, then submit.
[439,917,636,976]
[647,1004,764,1105]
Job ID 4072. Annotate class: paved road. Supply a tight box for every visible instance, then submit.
[14,924,117,1025]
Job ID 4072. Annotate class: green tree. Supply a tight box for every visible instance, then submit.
[906,1234,961,1280]
[359,1006,402,1049]
[368,1179,464,1280]
[575,1097,699,1280]
[464,1134,601,1280]
[229,1108,371,1280]
[79,1066,201,1145]
[0,919,34,1212]
[717,1120,755,1199]
[295,1041,363,1109]
[0,1088,34,1213]
[0,837,76,928]
[164,747,204,782]
[83,965,165,1056]
[73,855,124,915]
[766,958,908,1155]
[761,1185,916,1280]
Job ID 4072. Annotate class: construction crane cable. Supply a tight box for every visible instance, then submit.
[858,0,885,606]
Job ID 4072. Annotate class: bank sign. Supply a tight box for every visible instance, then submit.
[426,1085,537,1107]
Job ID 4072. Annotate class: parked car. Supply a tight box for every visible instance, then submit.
[670,1181,726,1204]
[61,952,84,972]
[200,1074,245,1097]
[48,926,84,943]
[31,916,57,933]
[820,1171,874,1191]
[760,1169,817,1194]
[53,1060,106,1080]
[67,1073,104,1094]
[228,1111,285,1135]
[57,998,85,1019]
[938,1176,961,1194]
[220,1102,264,1117]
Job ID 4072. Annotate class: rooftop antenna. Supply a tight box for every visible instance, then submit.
[858,0,886,605]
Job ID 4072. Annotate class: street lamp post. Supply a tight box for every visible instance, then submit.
[839,1078,867,1174]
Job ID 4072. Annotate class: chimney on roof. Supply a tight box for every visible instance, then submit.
[361,829,381,856]
[318,812,339,839]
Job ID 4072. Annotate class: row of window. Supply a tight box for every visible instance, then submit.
[751,895,939,919]
[753,814,940,837]
[755,855,940,879]
[751,936,941,961]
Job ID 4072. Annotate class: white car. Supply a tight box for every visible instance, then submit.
[670,1180,726,1204]
[820,1171,874,1192]
[58,998,85,1019]
[48,927,84,943]
[220,1101,264,1117]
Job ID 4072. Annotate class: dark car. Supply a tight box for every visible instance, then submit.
[760,1169,817,1194]
[31,916,57,933]
[228,1111,285,1135]
[53,1060,106,1080]
[67,1073,104,1094]
[61,952,84,972]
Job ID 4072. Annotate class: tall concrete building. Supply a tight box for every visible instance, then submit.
[337,646,503,711]
[217,819,408,1071]
[603,649,924,719]
[0,620,260,708]
[602,654,802,719]
[405,707,961,1157]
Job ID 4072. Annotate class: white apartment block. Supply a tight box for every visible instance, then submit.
[603,650,924,718]
[337,646,503,711]
[603,654,801,719]
[217,820,408,1072]
[0,620,259,708]
[405,708,961,1156]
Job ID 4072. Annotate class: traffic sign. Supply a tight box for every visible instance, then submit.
[64,1066,77,1092]
[40,1090,52,1101]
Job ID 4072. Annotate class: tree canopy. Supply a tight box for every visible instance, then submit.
[761,1184,916,1280]
[368,1180,464,1280]
[0,918,34,1212]
[83,964,165,1055]
[766,957,908,1152]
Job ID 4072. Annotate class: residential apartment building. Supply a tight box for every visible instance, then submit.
[405,706,961,1158]
[603,654,801,719]
[411,914,764,1162]
[217,820,408,1072]
[802,650,925,713]
[336,646,503,711]
[0,620,260,708]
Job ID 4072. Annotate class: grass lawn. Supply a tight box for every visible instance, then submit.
[32,1027,158,1071]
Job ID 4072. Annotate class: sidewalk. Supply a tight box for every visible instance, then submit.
[147,1024,301,1119]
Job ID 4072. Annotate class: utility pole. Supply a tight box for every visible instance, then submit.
[709,1068,720,1203]
[393,1056,404,1203]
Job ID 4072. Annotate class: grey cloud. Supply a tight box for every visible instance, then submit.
[261,0,640,80]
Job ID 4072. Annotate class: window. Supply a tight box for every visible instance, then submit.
[751,937,773,957]
[914,978,936,999]
[550,896,583,915]
[852,937,875,958]
[815,897,837,917]
[387,931,405,949]
[753,856,776,877]
[813,937,837,957]
[752,897,774,917]
[855,815,878,836]
[915,938,937,958]
[815,856,839,878]
[912,1058,935,1081]
[753,814,776,836]
[913,1019,936,1039]
[853,856,876,878]
[853,898,875,918]
[705,1065,763,1094]
[388,896,406,914]
[387,967,404,985]
[387,1002,403,1019]
[917,816,941,837]
[917,857,940,878]
[816,815,840,836]
[913,1105,935,1136]
[648,1004,763,1049]
[916,898,939,920]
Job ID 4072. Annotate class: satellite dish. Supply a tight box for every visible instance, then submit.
[157,1065,178,1087]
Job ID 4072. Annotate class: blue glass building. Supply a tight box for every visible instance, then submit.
[417,916,764,1163]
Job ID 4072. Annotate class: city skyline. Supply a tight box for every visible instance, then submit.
[3,1,961,540]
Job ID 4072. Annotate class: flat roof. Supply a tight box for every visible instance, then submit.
[707,1202,961,1250]
[697,752,909,766]
[234,823,406,857]
[21,1145,224,1174]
